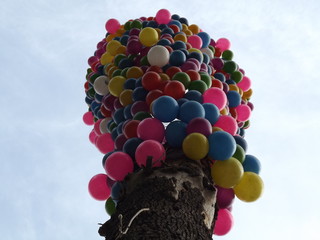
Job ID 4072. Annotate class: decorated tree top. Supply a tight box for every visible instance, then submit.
[83,9,263,237]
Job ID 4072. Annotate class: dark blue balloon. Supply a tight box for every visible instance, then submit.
[188,51,203,63]
[161,27,174,35]
[234,135,247,152]
[120,35,129,45]
[202,103,220,125]
[165,121,187,147]
[214,72,226,82]
[197,32,210,48]
[177,98,189,106]
[116,121,125,135]
[243,155,261,174]
[123,137,143,159]
[169,50,186,66]
[208,131,236,160]
[184,90,203,103]
[179,101,205,123]
[118,58,133,69]
[90,101,101,112]
[124,104,133,119]
[85,96,93,105]
[157,38,172,46]
[158,24,168,30]
[124,78,136,90]
[202,53,210,64]
[94,93,104,103]
[227,91,241,108]
[171,14,180,20]
[152,96,179,122]
[113,108,125,125]
[132,87,148,101]
[135,78,143,87]
[171,41,186,50]
[178,17,188,25]
[111,127,118,141]
[111,181,124,203]
[226,79,236,85]
[146,20,158,28]
[239,128,245,137]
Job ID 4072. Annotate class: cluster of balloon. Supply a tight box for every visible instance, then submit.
[83,9,263,236]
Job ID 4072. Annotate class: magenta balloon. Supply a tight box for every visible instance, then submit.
[235,104,251,122]
[213,115,238,136]
[186,117,212,136]
[155,9,171,24]
[216,186,235,209]
[203,87,227,110]
[105,152,134,181]
[105,18,120,34]
[213,209,234,236]
[180,61,199,72]
[137,118,165,142]
[131,101,149,115]
[94,119,103,135]
[96,133,115,154]
[215,38,231,52]
[135,140,166,167]
[187,35,203,49]
[89,130,97,144]
[237,76,251,92]
[88,174,110,201]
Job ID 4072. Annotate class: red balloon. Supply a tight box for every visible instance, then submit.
[142,71,162,91]
[146,89,163,106]
[123,120,140,138]
[88,174,110,201]
[163,80,185,99]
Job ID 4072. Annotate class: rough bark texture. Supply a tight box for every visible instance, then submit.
[99,154,217,240]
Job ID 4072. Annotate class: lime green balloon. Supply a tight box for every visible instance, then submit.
[182,133,209,160]
[188,80,208,94]
[211,157,244,188]
[105,197,116,216]
[231,70,243,83]
[234,172,264,202]
[232,144,245,163]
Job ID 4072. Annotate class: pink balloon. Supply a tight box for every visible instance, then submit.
[216,186,235,209]
[187,35,203,49]
[235,104,251,122]
[137,118,165,142]
[94,119,103,135]
[88,174,110,201]
[95,133,114,154]
[237,76,251,92]
[213,115,238,136]
[155,9,171,24]
[203,87,227,110]
[213,209,234,236]
[135,140,166,167]
[89,130,97,144]
[105,152,134,181]
[83,111,94,125]
[186,117,212,136]
[215,38,231,52]
[105,18,120,34]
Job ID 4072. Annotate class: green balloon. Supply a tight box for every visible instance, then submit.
[121,67,129,77]
[232,144,246,163]
[222,50,234,60]
[172,72,191,88]
[111,69,122,78]
[200,72,212,88]
[130,20,143,29]
[133,111,152,121]
[223,60,237,74]
[105,197,116,216]
[124,21,132,30]
[140,55,149,66]
[188,80,208,94]
[231,70,243,83]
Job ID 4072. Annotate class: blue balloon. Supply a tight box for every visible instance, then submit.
[152,96,179,122]
[243,155,261,174]
[132,87,148,101]
[165,121,187,147]
[124,78,136,90]
[202,103,219,125]
[171,41,186,50]
[113,108,125,125]
[161,27,174,35]
[111,127,118,141]
[233,135,247,152]
[123,104,133,119]
[184,90,203,103]
[168,20,182,30]
[208,131,236,160]
[227,91,241,108]
[120,35,129,45]
[169,50,186,66]
[177,98,189,106]
[214,72,226,82]
[197,32,210,48]
[157,38,172,46]
[188,51,203,63]
[179,101,205,123]
[123,137,143,159]
[111,181,124,203]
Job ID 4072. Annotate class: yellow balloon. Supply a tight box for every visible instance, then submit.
[119,89,133,106]
[182,133,209,160]
[211,158,244,188]
[139,27,159,47]
[107,40,121,56]
[234,172,264,202]
[100,52,114,65]
[174,33,187,43]
[108,76,126,97]
[188,24,200,34]
[126,66,144,79]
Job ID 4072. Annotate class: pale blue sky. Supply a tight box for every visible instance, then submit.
[1,0,320,239]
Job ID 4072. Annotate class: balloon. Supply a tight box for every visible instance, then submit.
[135,140,166,167]
[99,117,111,134]
[211,157,243,188]
[105,151,134,181]
[213,209,234,236]
[105,197,116,216]
[203,87,227,110]
[152,96,179,122]
[163,80,185,99]
[119,89,133,107]
[147,45,170,67]
[139,27,159,47]
[213,115,238,136]
[234,172,264,202]
[105,18,120,34]
[215,38,231,52]
[131,101,149,115]
[235,104,251,122]
[202,103,220,125]
[242,154,261,174]
[165,120,187,147]
[123,120,140,138]
[232,144,245,163]
[197,32,210,48]
[95,133,114,154]
[107,40,122,56]
[179,100,205,123]
[89,130,97,144]
[182,133,209,160]
[122,137,143,159]
[186,117,212,136]
[208,131,236,160]
[111,181,124,202]
[226,91,241,108]
[141,71,162,90]
[146,89,163,106]
[187,35,203,49]
[184,90,203,103]
[88,174,110,201]
[216,186,235,209]
[114,134,127,150]
[94,119,103,135]
[137,118,165,142]
[169,50,187,66]
[108,76,126,97]
[155,9,171,24]
[83,111,94,125]
[93,76,109,95]
[237,76,251,92]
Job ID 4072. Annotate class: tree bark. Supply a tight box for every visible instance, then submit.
[99,152,217,240]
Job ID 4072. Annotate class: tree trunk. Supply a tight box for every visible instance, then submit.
[99,154,217,240]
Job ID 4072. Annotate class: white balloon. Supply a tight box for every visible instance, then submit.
[147,45,170,67]
[201,47,214,59]
[99,117,112,134]
[94,76,110,95]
